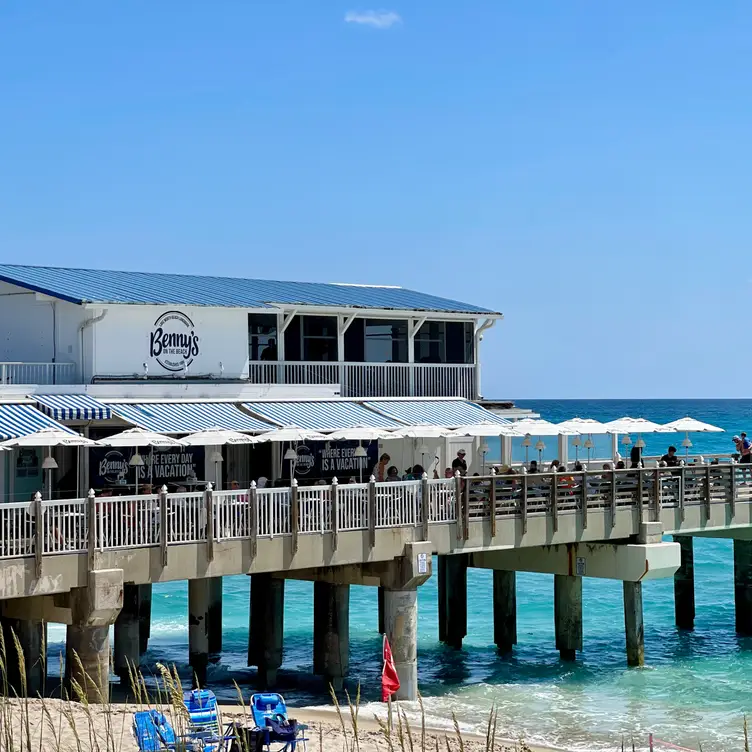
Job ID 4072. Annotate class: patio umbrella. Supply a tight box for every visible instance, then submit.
[387,424,454,439]
[252,426,328,480]
[662,417,725,457]
[556,418,610,463]
[96,428,184,494]
[601,417,672,463]
[1,427,97,499]
[182,427,258,488]
[449,422,526,474]
[510,420,577,469]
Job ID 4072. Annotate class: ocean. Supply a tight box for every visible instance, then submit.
[46,400,752,751]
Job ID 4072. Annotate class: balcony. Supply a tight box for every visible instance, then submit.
[247,361,477,399]
[0,362,76,386]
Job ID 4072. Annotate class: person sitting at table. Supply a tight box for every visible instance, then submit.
[385,466,401,482]
[660,446,681,467]
[548,460,560,472]
[528,460,539,474]
[142,483,153,496]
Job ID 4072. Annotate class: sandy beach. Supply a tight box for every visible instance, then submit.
[0,698,551,751]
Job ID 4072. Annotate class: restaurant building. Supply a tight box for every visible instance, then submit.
[0,264,517,499]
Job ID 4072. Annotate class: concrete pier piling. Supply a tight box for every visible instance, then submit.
[207,577,223,655]
[623,581,644,667]
[673,535,695,630]
[383,588,418,701]
[734,539,752,635]
[438,554,467,649]
[554,574,582,661]
[493,570,517,655]
[114,583,141,683]
[377,586,385,635]
[313,582,350,690]
[188,579,211,685]
[138,584,152,655]
[66,624,110,702]
[249,574,285,687]
[1,616,45,696]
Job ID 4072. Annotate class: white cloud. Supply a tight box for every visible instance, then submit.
[344,10,402,29]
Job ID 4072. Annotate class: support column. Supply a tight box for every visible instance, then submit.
[377,586,385,635]
[207,577,223,655]
[554,574,582,661]
[438,554,467,649]
[623,581,644,667]
[66,624,110,702]
[188,579,210,686]
[114,583,140,684]
[313,582,350,691]
[734,539,752,635]
[673,535,695,630]
[1,617,45,696]
[383,588,418,701]
[493,570,517,655]
[248,574,284,687]
[138,584,152,656]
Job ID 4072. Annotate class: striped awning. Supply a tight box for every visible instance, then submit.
[362,399,512,428]
[33,394,112,421]
[243,400,403,431]
[107,402,274,434]
[0,404,77,441]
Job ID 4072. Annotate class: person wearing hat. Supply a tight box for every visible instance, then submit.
[451,449,468,476]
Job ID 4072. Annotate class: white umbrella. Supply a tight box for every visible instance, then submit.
[449,421,526,438]
[601,417,671,434]
[1,428,97,500]
[557,418,611,463]
[662,417,724,457]
[511,419,578,436]
[387,424,454,439]
[96,428,184,494]
[325,425,396,441]
[252,426,328,443]
[182,427,258,446]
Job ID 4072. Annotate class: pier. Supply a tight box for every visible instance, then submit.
[0,462,749,700]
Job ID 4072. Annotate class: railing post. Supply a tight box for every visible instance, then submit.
[463,475,470,541]
[421,473,429,541]
[87,489,96,571]
[34,491,43,578]
[290,479,299,555]
[249,482,258,560]
[678,463,685,522]
[0,364,6,384]
[159,485,168,568]
[609,470,617,528]
[368,475,377,548]
[520,468,528,535]
[489,469,497,538]
[331,477,339,551]
[730,460,737,518]
[636,468,644,521]
[454,471,463,540]
[550,472,558,533]
[581,470,588,529]
[653,468,661,522]
[205,482,214,562]
[704,460,712,521]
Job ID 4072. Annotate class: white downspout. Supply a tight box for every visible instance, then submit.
[79,309,108,383]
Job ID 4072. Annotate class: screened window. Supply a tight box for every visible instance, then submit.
[364,319,408,363]
[248,314,278,362]
[415,321,445,363]
[302,316,338,361]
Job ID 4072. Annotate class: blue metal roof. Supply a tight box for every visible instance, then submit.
[0,264,498,315]
[243,401,403,431]
[0,404,76,440]
[107,402,275,434]
[33,394,111,421]
[362,399,511,428]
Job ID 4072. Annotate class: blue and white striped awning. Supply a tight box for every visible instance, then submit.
[242,400,403,431]
[33,394,112,421]
[0,404,77,441]
[107,402,275,434]
[362,399,512,428]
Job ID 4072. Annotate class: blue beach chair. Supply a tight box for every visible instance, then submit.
[133,710,177,751]
[249,693,307,751]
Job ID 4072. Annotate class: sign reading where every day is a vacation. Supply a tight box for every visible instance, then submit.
[149,310,201,372]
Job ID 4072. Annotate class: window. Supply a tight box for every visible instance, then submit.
[445,322,474,364]
[415,321,445,363]
[364,319,408,363]
[248,314,278,362]
[302,316,338,361]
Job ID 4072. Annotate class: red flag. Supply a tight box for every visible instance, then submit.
[381,634,400,702]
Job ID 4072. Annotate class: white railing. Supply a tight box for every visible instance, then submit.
[337,483,369,531]
[43,499,88,554]
[258,488,291,537]
[297,486,331,534]
[96,495,160,550]
[0,501,35,558]
[376,481,421,528]
[0,362,76,385]
[427,478,456,523]
[244,360,477,398]
[214,490,250,540]
[168,493,206,544]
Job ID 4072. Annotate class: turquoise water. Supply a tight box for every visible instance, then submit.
[48,401,752,751]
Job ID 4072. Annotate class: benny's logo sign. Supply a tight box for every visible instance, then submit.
[149,311,200,372]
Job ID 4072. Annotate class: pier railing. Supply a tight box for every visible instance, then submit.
[2,463,750,565]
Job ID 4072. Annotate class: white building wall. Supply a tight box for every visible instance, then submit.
[0,281,55,363]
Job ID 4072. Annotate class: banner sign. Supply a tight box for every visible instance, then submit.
[283,440,379,480]
[89,445,205,489]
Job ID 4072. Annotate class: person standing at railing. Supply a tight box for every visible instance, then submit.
[373,453,390,482]
[451,449,468,476]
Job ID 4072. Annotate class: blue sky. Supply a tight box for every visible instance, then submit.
[1,1,749,399]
